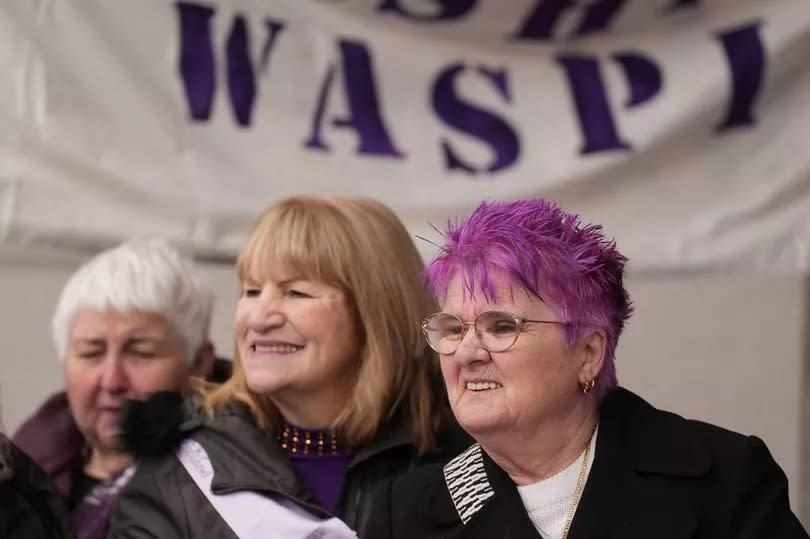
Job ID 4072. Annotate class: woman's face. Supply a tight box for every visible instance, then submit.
[64,309,193,454]
[439,274,590,439]
[234,272,361,427]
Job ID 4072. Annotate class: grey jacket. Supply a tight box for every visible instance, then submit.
[107,400,470,538]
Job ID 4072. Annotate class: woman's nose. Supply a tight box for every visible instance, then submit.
[247,294,286,330]
[99,356,129,393]
[450,328,490,366]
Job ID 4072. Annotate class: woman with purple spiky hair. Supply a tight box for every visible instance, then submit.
[364,199,807,539]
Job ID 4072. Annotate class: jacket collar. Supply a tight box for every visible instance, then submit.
[185,405,326,513]
[431,387,710,537]
[183,402,419,514]
[430,444,539,537]
[442,443,494,524]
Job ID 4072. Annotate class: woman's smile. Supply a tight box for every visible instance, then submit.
[248,336,304,357]
[465,381,503,391]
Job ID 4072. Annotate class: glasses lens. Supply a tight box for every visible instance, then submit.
[476,311,519,352]
[424,313,464,354]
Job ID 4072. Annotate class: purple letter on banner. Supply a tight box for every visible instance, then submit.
[225,16,256,126]
[513,0,626,40]
[177,2,216,121]
[304,40,404,158]
[557,52,661,154]
[176,2,285,127]
[612,53,662,108]
[556,55,631,153]
[431,64,520,175]
[377,0,477,21]
[556,52,661,154]
[225,17,285,126]
[715,21,765,131]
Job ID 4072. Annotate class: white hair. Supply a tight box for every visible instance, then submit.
[51,238,214,364]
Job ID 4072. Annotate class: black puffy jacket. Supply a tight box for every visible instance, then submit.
[107,396,470,538]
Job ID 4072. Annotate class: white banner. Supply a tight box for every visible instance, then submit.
[0,0,808,274]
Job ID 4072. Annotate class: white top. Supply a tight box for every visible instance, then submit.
[516,426,598,539]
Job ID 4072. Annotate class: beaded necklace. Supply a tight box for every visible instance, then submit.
[276,423,343,456]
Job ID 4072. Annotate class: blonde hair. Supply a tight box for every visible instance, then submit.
[200,196,445,453]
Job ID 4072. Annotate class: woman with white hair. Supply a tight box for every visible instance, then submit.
[13,238,226,539]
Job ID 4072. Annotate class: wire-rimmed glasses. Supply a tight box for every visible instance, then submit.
[421,310,565,354]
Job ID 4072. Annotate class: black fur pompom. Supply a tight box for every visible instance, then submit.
[119,391,186,457]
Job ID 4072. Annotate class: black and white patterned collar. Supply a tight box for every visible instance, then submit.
[443,443,495,524]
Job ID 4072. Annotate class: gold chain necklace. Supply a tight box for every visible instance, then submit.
[560,438,591,539]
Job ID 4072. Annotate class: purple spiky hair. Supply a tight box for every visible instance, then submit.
[424,199,633,396]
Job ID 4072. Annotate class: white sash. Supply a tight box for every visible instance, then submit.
[176,438,358,539]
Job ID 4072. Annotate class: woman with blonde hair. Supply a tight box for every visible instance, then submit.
[108,196,467,538]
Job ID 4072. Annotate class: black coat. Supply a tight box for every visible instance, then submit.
[0,434,74,539]
[364,387,808,539]
[107,398,471,538]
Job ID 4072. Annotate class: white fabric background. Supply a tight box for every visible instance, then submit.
[0,0,808,274]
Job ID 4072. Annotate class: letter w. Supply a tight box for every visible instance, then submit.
[176,2,285,127]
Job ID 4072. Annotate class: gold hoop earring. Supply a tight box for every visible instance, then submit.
[582,379,596,395]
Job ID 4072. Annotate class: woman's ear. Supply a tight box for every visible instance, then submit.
[578,329,607,385]
[191,341,216,377]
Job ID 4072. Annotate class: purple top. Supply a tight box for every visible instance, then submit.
[288,453,353,512]
[277,422,353,513]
